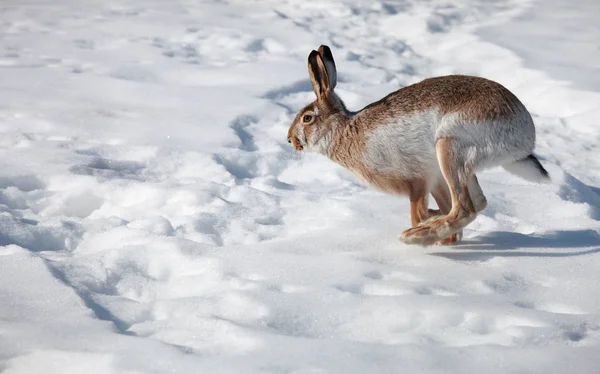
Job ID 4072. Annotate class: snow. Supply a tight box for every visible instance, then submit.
[479,0,600,93]
[1,0,599,373]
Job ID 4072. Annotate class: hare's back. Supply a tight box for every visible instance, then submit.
[397,75,530,123]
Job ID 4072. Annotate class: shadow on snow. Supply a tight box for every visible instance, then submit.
[432,229,600,261]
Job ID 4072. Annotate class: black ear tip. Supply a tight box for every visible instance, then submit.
[318,45,331,55]
[308,50,320,60]
[317,45,334,61]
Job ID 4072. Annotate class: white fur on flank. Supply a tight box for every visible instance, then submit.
[435,108,536,172]
[363,110,440,178]
[360,105,542,191]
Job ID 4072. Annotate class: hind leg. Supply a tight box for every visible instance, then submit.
[431,179,452,214]
[430,179,462,245]
[468,174,487,213]
[400,138,477,245]
[418,174,486,245]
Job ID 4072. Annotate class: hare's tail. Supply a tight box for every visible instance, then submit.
[503,154,550,183]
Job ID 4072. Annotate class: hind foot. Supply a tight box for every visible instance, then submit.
[400,211,461,246]
[399,217,454,246]
[399,231,460,246]
[399,214,471,246]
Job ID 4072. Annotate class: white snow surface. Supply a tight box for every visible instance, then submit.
[1,0,600,373]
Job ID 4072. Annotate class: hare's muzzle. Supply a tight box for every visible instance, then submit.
[288,136,303,151]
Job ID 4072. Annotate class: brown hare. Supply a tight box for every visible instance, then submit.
[287,45,549,246]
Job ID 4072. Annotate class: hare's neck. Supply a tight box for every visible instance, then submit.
[325,115,366,170]
[320,94,365,168]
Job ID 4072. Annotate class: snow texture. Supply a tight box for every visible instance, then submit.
[1,0,599,373]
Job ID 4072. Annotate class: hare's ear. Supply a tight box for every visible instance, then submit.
[308,50,330,101]
[317,45,337,89]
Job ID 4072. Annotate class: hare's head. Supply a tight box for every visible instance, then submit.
[287,45,347,154]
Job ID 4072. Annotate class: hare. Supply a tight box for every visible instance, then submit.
[287,45,549,246]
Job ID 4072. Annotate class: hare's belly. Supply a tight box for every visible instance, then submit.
[351,169,426,195]
[362,112,438,178]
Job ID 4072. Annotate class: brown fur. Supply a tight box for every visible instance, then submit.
[357,75,525,125]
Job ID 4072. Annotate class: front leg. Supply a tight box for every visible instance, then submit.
[403,183,446,244]
[409,193,430,228]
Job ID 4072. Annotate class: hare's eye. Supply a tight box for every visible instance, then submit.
[302,114,313,123]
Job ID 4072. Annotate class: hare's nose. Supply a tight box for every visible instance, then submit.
[287,137,291,143]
